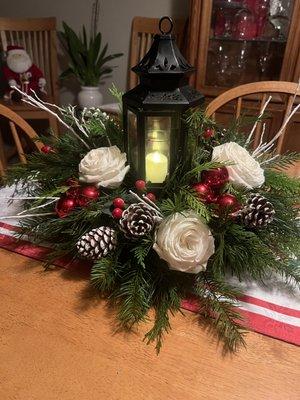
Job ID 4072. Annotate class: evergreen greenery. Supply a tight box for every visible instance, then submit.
[3,103,299,354]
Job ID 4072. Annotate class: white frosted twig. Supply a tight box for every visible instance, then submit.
[0,196,59,200]
[67,105,90,138]
[142,194,161,212]
[12,87,90,150]
[17,198,58,215]
[252,122,266,157]
[255,102,300,156]
[260,154,280,165]
[129,190,163,217]
[29,89,65,113]
[0,212,55,219]
[246,96,272,145]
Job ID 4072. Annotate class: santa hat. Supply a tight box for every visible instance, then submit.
[6,45,27,55]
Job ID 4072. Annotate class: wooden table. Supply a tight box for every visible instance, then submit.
[0,248,299,400]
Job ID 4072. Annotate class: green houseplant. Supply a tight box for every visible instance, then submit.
[59,21,123,108]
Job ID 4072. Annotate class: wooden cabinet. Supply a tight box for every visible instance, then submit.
[187,0,300,152]
[188,0,300,96]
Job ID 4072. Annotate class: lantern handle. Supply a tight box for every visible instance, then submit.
[159,16,173,35]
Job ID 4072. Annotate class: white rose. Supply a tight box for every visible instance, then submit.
[212,142,264,189]
[79,145,130,188]
[153,212,215,274]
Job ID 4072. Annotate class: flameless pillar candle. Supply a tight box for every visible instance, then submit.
[146,150,168,183]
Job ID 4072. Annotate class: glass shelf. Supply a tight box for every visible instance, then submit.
[205,0,294,88]
[210,36,287,44]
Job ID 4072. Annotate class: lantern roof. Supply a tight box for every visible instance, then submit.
[132,16,194,77]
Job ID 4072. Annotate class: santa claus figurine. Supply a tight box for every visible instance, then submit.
[2,45,46,99]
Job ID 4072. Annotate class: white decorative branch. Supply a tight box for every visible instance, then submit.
[12,87,90,150]
[246,95,272,146]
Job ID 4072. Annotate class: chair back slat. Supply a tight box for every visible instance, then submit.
[235,97,242,119]
[205,81,300,154]
[128,17,186,89]
[0,17,58,102]
[9,121,27,164]
[0,103,44,175]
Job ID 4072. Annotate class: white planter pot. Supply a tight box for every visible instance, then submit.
[78,86,103,109]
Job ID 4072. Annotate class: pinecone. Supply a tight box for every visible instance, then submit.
[120,202,156,239]
[76,226,117,260]
[238,193,275,228]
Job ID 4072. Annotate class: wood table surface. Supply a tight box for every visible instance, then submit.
[0,248,299,400]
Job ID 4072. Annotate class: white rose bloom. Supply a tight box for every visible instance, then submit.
[212,142,264,189]
[79,146,130,188]
[153,212,215,274]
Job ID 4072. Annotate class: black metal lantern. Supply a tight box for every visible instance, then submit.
[123,16,204,189]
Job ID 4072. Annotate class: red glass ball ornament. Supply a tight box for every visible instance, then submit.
[112,207,123,219]
[146,192,156,202]
[41,145,54,154]
[77,185,100,207]
[135,180,146,191]
[80,185,100,200]
[217,194,239,211]
[113,197,125,209]
[201,167,229,189]
[55,197,76,218]
[66,187,80,199]
[203,128,214,139]
[192,182,217,203]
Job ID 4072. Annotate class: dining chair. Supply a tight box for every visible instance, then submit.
[0,103,43,176]
[0,17,59,135]
[205,81,300,154]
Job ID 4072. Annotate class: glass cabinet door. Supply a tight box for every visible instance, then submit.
[206,0,294,87]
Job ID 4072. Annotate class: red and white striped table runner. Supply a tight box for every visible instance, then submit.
[0,185,299,346]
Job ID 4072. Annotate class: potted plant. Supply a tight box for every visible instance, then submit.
[59,21,123,108]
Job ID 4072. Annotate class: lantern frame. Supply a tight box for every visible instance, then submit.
[122,16,205,189]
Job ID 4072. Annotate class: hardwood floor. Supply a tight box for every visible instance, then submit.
[0,248,299,400]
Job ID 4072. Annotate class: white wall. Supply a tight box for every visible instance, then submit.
[1,0,189,104]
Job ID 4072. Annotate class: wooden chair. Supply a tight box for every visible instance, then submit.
[0,17,59,134]
[0,103,43,176]
[205,81,300,154]
[128,16,186,89]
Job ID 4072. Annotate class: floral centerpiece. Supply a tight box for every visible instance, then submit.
[3,84,300,353]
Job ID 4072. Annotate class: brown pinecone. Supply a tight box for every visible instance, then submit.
[119,202,156,239]
[76,226,117,260]
[238,193,275,228]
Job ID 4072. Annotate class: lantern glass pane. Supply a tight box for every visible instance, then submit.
[145,116,171,184]
[127,110,138,171]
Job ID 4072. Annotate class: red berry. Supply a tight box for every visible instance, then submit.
[135,179,146,191]
[113,197,125,209]
[112,207,123,219]
[146,192,156,202]
[203,128,214,139]
[41,145,54,154]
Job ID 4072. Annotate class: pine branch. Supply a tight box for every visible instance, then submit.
[115,263,152,328]
[263,152,300,171]
[194,275,247,353]
[91,256,121,293]
[144,285,181,353]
